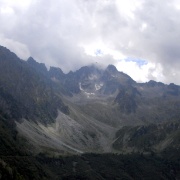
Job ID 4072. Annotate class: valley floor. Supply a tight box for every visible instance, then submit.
[1,152,180,180]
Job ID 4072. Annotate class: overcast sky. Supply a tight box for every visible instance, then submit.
[0,0,180,84]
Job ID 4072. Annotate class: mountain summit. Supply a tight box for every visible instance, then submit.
[106,64,118,73]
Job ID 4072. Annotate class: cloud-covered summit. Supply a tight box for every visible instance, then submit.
[0,0,180,84]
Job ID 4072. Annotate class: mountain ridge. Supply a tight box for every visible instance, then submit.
[0,45,180,155]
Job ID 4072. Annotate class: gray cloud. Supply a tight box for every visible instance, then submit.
[0,0,180,84]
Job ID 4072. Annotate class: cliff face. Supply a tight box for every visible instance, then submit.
[0,46,69,124]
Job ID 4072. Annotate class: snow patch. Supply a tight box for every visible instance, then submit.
[79,82,84,91]
[84,91,95,98]
[89,74,98,80]
[111,75,117,78]
[79,82,95,98]
[95,83,103,91]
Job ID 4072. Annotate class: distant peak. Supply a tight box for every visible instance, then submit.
[0,45,18,59]
[147,80,165,87]
[27,56,36,62]
[27,56,47,72]
[106,64,118,73]
[49,66,64,73]
[27,56,35,61]
[27,56,45,66]
[77,65,100,75]
[49,66,64,77]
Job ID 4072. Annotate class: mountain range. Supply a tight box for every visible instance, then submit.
[0,45,180,179]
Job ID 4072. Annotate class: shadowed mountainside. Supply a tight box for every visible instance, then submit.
[1,45,180,154]
[1,45,180,179]
[0,46,69,124]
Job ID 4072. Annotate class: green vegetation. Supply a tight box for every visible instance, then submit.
[1,152,180,180]
[113,122,180,153]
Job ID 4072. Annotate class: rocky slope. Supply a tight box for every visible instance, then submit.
[113,121,180,153]
[0,45,180,155]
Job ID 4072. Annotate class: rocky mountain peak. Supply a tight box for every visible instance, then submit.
[27,56,47,74]
[75,65,102,79]
[27,56,36,63]
[106,64,118,73]
[0,46,20,64]
[167,83,179,96]
[49,67,65,80]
